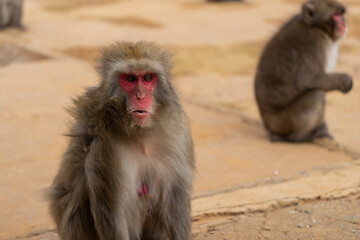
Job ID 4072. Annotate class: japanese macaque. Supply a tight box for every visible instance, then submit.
[48,41,195,240]
[255,0,352,142]
[0,0,23,29]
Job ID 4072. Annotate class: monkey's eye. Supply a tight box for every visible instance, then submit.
[143,74,153,82]
[126,75,136,83]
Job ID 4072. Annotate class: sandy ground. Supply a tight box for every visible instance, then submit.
[0,0,359,239]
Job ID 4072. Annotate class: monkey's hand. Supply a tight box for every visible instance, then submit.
[339,74,353,93]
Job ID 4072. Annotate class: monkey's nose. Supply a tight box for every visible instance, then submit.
[136,92,146,100]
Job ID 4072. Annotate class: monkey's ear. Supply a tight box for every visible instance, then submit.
[302,1,315,24]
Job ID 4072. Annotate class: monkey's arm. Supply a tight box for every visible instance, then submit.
[85,136,128,240]
[165,128,194,240]
[164,185,192,240]
[297,70,352,93]
[307,73,352,93]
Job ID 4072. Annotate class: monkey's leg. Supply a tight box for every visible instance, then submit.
[10,0,23,27]
[141,213,168,240]
[262,112,292,142]
[307,122,333,140]
[286,90,328,142]
[0,2,9,28]
[49,183,99,240]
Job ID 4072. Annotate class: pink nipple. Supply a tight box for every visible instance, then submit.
[137,183,148,197]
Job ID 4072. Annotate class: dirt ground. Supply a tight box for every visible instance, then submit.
[0,0,359,239]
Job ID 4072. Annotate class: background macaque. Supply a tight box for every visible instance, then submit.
[255,0,352,142]
[48,41,195,240]
[0,0,23,29]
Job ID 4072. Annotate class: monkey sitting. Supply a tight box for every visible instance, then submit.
[48,42,195,240]
[255,0,353,142]
[0,0,23,29]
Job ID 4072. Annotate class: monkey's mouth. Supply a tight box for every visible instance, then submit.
[132,110,151,119]
[333,13,348,38]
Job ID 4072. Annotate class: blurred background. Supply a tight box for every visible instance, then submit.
[0,0,359,239]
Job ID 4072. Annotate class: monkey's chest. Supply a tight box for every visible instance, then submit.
[324,42,338,74]
[116,141,172,236]
[117,141,171,200]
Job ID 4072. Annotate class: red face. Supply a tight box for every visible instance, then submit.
[333,12,348,38]
[119,72,157,124]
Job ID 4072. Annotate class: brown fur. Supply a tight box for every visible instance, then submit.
[48,41,195,240]
[255,0,353,142]
[0,0,23,29]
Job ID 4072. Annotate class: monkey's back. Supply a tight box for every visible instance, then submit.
[255,15,328,112]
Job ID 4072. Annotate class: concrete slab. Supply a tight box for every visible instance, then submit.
[192,163,360,218]
[193,194,360,240]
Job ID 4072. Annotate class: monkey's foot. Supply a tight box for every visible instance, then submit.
[269,132,286,142]
[311,123,333,140]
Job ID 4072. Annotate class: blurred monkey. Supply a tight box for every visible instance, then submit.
[0,0,23,29]
[255,0,352,142]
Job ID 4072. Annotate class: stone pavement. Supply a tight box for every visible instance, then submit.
[0,0,359,239]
